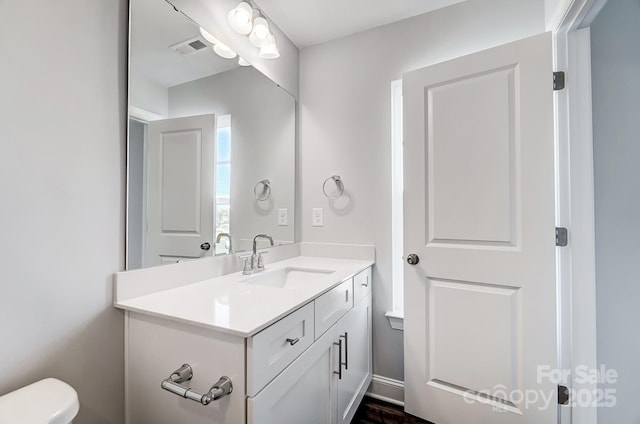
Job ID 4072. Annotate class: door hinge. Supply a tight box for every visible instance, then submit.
[553,71,566,90]
[556,227,568,247]
[558,385,570,405]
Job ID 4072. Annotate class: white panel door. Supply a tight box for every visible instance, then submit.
[146,115,215,266]
[403,33,557,424]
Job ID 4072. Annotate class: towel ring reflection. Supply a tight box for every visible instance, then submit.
[254,179,271,201]
[323,175,344,200]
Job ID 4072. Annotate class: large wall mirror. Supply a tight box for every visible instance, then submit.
[127,0,296,270]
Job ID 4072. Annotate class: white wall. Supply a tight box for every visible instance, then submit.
[544,0,572,29]
[130,75,168,118]
[591,0,640,421]
[168,67,296,250]
[299,0,546,384]
[0,1,126,423]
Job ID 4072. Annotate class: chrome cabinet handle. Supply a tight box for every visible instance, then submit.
[333,339,343,379]
[340,333,348,370]
[285,337,299,346]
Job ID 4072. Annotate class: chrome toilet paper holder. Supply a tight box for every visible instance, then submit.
[160,364,233,406]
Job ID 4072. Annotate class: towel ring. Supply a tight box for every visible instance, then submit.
[254,179,271,201]
[322,175,344,200]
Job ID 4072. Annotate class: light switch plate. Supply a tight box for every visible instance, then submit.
[312,208,324,227]
[278,208,288,226]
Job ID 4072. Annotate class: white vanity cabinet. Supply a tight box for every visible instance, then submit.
[247,275,372,424]
[335,291,372,424]
[247,324,337,423]
[124,266,372,424]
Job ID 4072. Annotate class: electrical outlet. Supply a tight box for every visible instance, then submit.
[278,208,288,226]
[312,208,324,227]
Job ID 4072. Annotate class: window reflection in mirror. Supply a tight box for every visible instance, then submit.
[215,116,231,255]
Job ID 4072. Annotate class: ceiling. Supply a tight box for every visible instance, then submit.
[254,0,468,48]
[130,0,468,88]
[131,0,238,88]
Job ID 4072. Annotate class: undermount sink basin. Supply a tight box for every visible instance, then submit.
[241,267,335,289]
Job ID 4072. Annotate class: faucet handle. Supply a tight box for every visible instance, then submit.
[257,253,265,270]
[242,257,251,274]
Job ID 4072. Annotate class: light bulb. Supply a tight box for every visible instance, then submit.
[199,27,220,45]
[249,17,270,48]
[259,35,279,59]
[213,43,237,59]
[228,2,253,35]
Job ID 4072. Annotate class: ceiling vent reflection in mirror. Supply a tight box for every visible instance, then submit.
[169,36,209,56]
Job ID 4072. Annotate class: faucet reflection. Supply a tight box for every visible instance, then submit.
[215,232,232,255]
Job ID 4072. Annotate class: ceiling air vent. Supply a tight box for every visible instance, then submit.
[169,36,209,56]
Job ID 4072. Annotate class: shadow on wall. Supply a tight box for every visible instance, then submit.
[328,190,355,215]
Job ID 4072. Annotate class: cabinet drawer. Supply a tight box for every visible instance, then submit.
[248,302,315,396]
[315,279,353,338]
[353,268,372,304]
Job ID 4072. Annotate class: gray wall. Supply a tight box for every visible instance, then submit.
[168,67,296,250]
[591,0,640,421]
[0,1,126,423]
[299,0,546,382]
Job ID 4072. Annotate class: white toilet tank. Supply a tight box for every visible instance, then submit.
[0,378,79,424]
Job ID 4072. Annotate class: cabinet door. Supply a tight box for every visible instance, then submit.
[248,327,337,424]
[335,294,372,424]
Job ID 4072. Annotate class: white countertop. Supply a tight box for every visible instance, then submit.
[115,256,373,337]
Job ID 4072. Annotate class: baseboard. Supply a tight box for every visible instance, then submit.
[366,374,405,407]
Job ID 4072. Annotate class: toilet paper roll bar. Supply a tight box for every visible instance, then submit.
[161,364,233,406]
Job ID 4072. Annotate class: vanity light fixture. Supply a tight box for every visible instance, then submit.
[199,27,220,45]
[238,57,251,66]
[258,35,280,59]
[213,43,237,59]
[228,2,254,35]
[226,2,280,59]
[200,27,238,60]
[248,16,270,48]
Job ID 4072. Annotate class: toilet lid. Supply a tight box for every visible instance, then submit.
[0,378,79,424]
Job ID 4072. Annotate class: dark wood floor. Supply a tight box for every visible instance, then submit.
[351,396,433,424]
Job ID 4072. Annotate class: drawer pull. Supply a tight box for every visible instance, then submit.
[285,337,300,346]
[161,364,233,406]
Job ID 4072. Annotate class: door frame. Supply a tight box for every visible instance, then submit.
[552,1,608,423]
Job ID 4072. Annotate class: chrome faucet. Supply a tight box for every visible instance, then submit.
[243,234,274,275]
[215,232,232,255]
